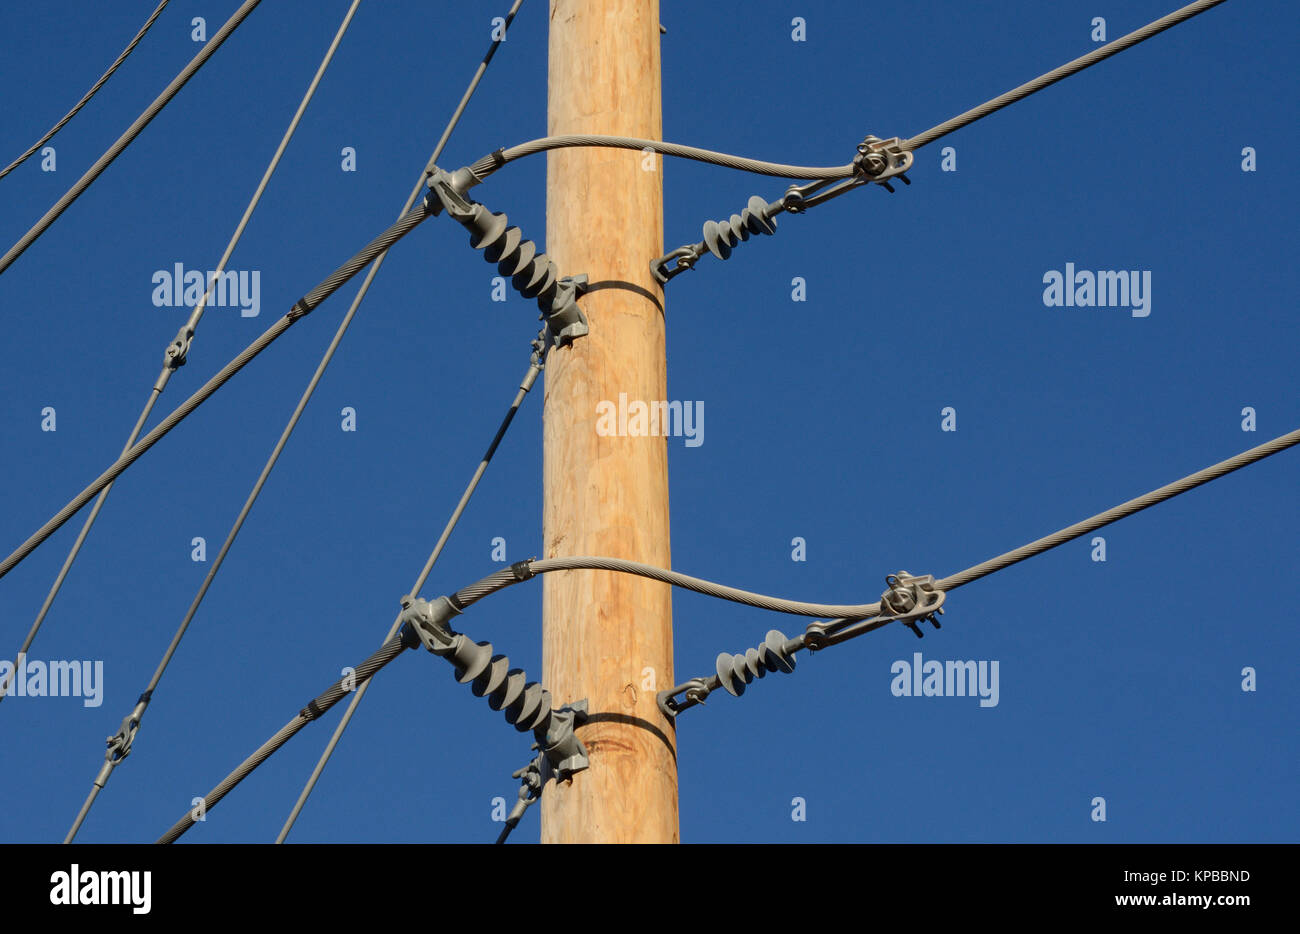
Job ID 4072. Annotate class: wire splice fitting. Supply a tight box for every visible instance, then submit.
[400,595,590,781]
[425,167,589,347]
[104,691,151,766]
[163,324,193,371]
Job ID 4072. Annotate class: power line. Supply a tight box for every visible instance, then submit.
[934,425,1300,593]
[0,0,172,179]
[59,0,367,842]
[5,0,362,714]
[151,425,1297,840]
[150,338,548,848]
[277,329,546,843]
[661,428,1300,715]
[467,0,1228,189]
[0,0,263,277]
[900,0,1230,152]
[156,628,419,845]
[277,0,533,841]
[470,134,855,183]
[71,0,529,841]
[0,200,434,583]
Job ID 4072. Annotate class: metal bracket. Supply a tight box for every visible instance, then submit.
[548,274,589,347]
[541,698,589,782]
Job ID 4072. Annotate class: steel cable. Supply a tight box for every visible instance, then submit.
[902,0,1230,151]
[0,0,172,179]
[8,0,362,715]
[0,0,264,276]
[152,426,1297,840]
[156,630,415,844]
[275,0,532,843]
[0,201,432,583]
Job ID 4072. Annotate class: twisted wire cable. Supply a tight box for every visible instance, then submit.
[0,201,432,583]
[0,0,264,276]
[467,0,1229,187]
[8,0,362,717]
[469,135,853,182]
[0,0,172,179]
[901,0,1230,151]
[151,426,1298,838]
[155,630,416,844]
[274,0,531,844]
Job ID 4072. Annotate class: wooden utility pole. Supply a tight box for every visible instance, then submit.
[541,0,678,842]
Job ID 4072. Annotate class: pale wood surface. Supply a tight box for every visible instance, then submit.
[541,0,678,843]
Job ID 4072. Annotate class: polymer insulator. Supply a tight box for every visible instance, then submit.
[714,628,797,697]
[701,194,778,261]
[425,168,589,346]
[400,595,590,780]
[436,633,555,734]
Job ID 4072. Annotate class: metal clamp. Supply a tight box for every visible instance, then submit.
[804,571,946,650]
[852,135,913,192]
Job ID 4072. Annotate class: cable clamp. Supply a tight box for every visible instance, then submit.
[852,135,913,192]
[423,166,475,219]
[399,594,462,650]
[879,571,945,637]
[803,571,946,649]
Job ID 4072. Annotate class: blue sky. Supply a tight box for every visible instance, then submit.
[0,0,1295,844]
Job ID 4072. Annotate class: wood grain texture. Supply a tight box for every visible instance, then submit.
[541,0,678,843]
